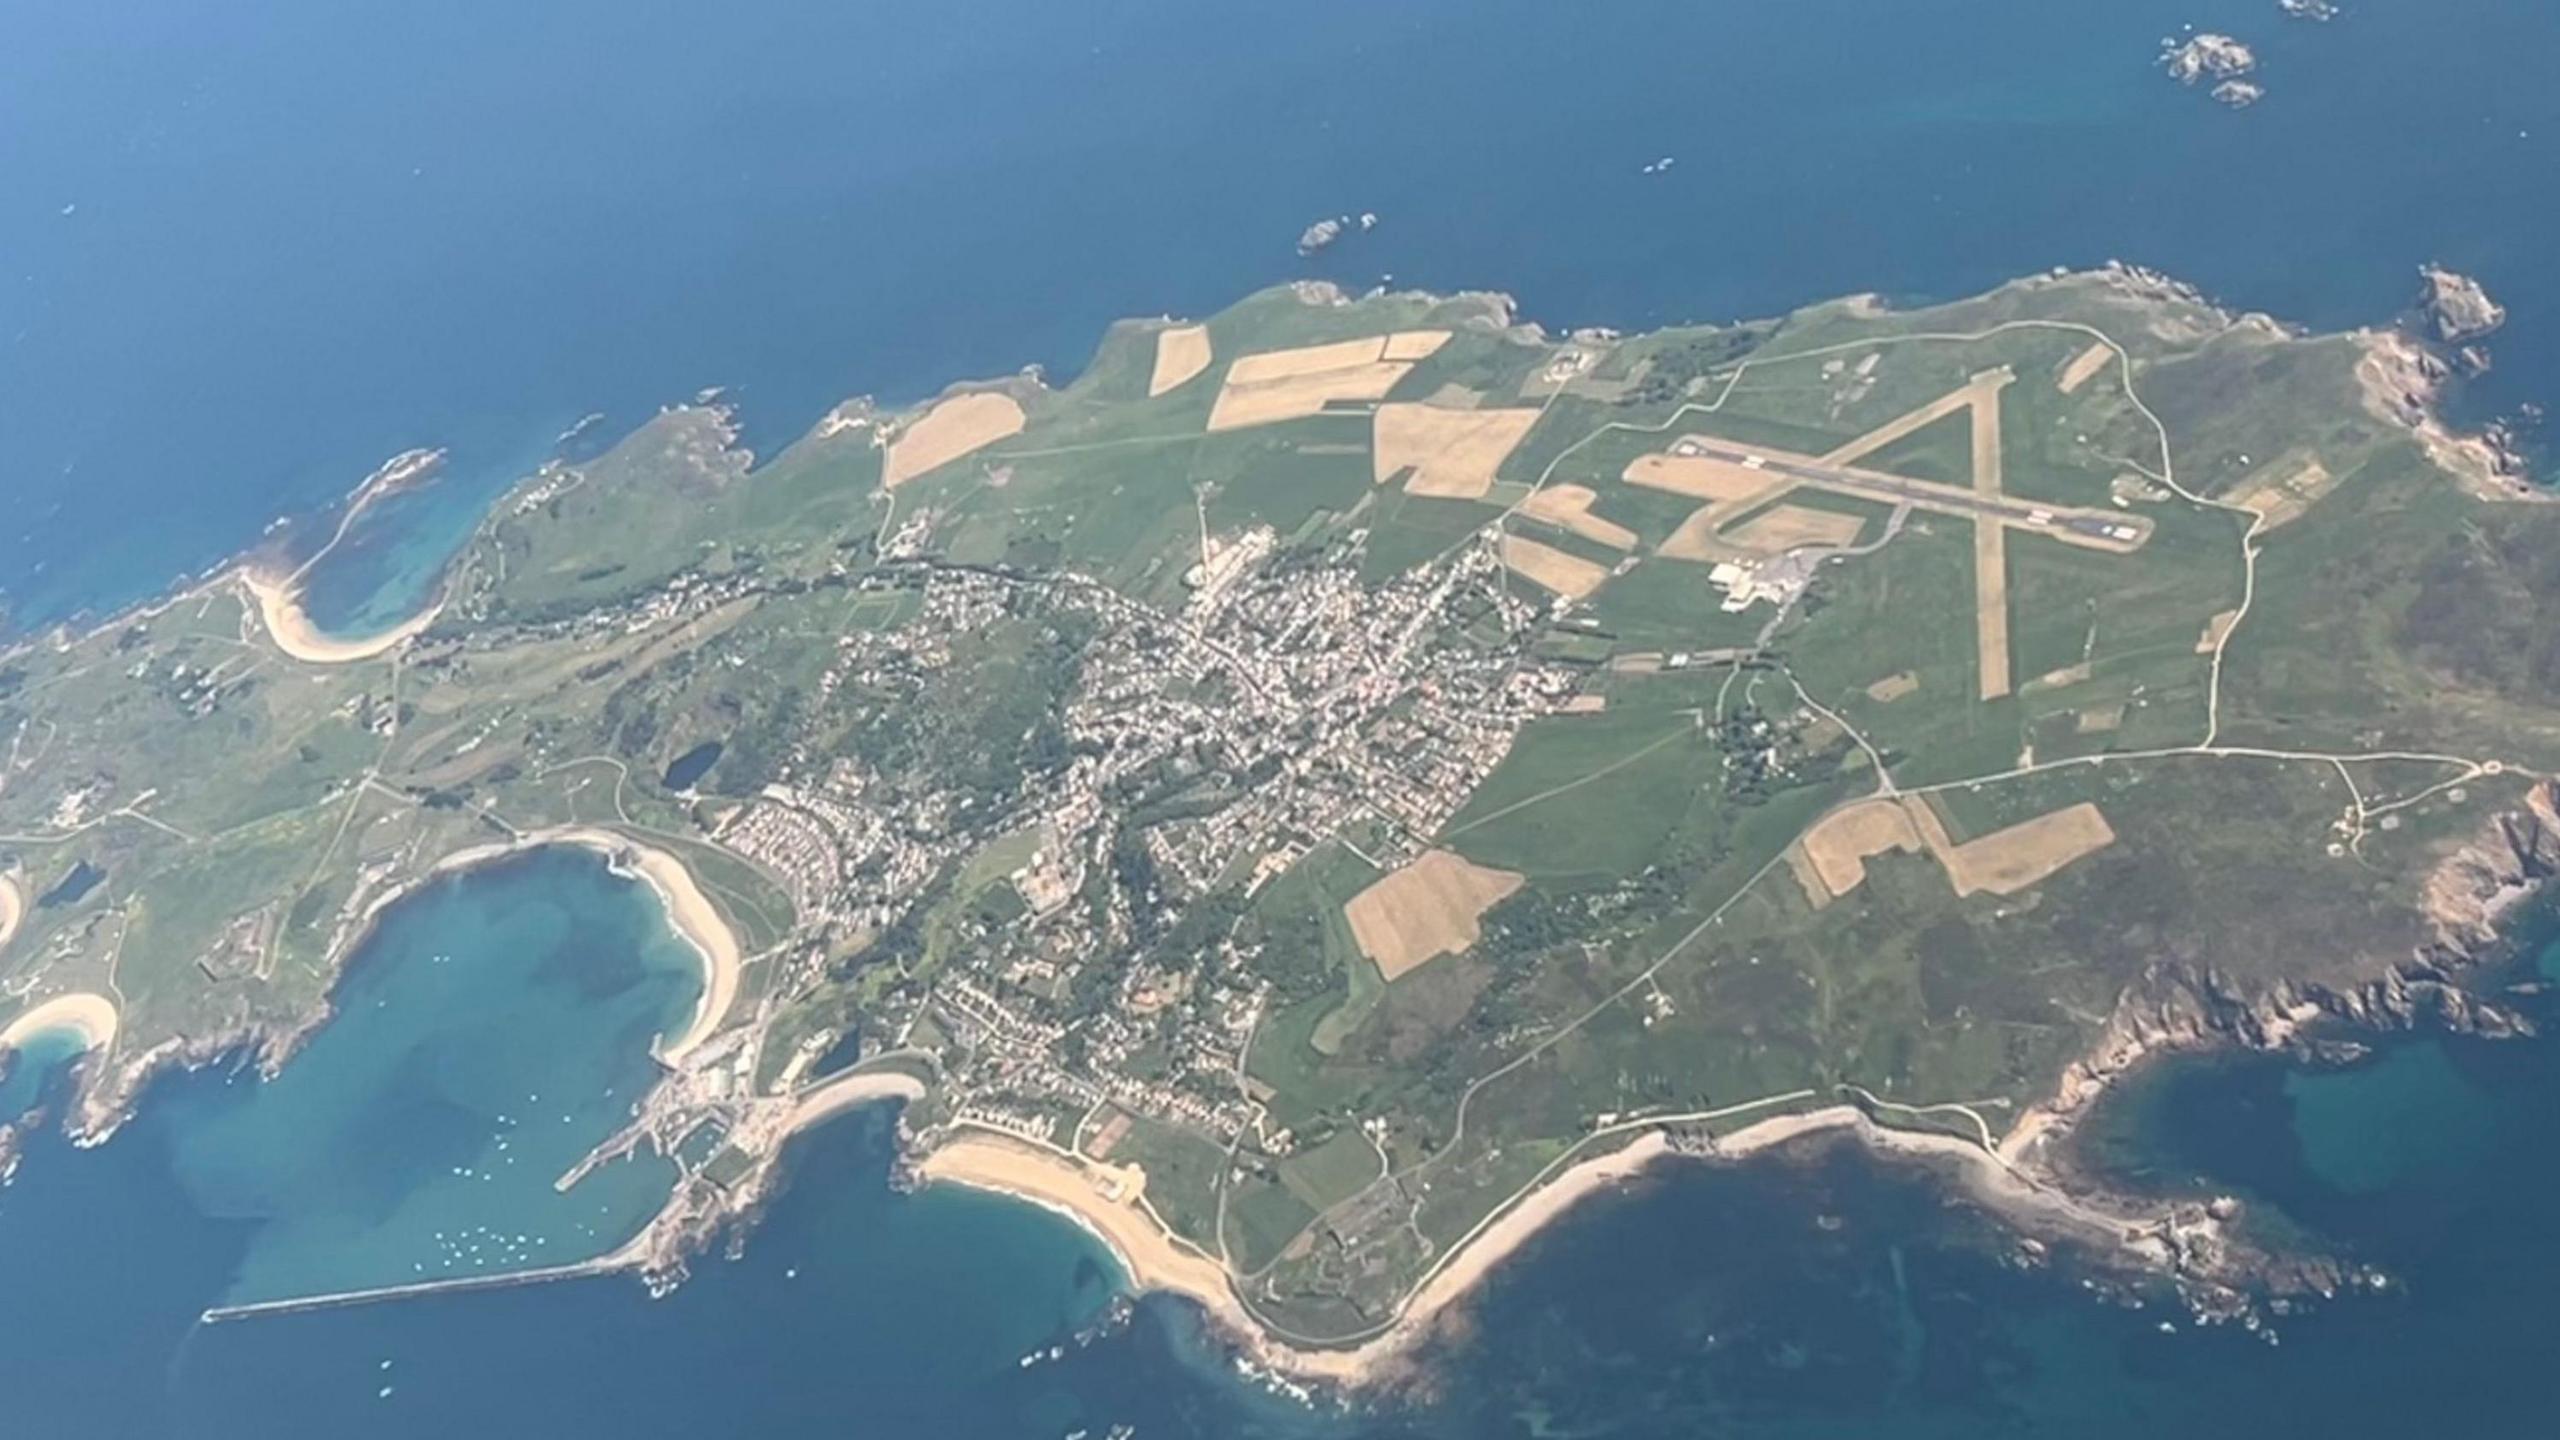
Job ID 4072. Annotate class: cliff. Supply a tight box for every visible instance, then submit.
[2020,780,2560,1176]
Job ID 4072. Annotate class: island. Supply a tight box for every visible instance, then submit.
[5,263,2558,1384]
[2162,33,2262,106]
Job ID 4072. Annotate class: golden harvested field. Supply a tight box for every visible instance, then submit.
[1800,796,2115,904]
[1798,799,1926,900]
[1342,849,1525,981]
[1919,800,2117,897]
[1208,363,1409,431]
[1517,484,1638,550]
[1864,671,1919,703]
[1656,505,1738,562]
[1501,533,1612,599]
[2056,340,2114,394]
[1148,324,1213,397]
[883,391,1026,489]
[1627,452,1790,562]
[1784,844,1835,909]
[1226,337,1392,384]
[1380,329,1452,361]
[1623,451,1787,503]
[1208,335,1430,432]
[1373,403,1543,498]
[1727,503,1865,555]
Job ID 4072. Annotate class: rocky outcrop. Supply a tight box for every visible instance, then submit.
[1296,212,1378,257]
[2355,329,2538,498]
[2163,34,2257,86]
[2420,778,2560,947]
[69,1009,322,1145]
[2016,780,2560,1175]
[1297,217,1345,256]
[1978,788,2560,1330]
[2420,264,2506,343]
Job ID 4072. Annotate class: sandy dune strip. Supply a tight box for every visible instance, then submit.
[0,991,121,1055]
[883,391,1027,489]
[1148,324,1214,397]
[240,569,443,665]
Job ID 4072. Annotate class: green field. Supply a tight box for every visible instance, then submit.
[3,266,2548,1344]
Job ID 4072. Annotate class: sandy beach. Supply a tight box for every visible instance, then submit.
[0,991,121,1056]
[424,826,744,1064]
[238,567,444,665]
[914,1095,2169,1388]
[783,1068,929,1134]
[916,1130,1245,1324]
[554,828,742,1063]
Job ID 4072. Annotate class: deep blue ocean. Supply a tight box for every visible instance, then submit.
[4,0,2555,634]
[9,0,2560,1435]
[8,917,2560,1439]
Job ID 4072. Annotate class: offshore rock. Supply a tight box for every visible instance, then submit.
[2420,264,2508,343]
[2163,34,2257,86]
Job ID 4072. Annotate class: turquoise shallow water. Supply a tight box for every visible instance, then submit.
[0,1027,88,1124]
[5,891,2559,1437]
[10,0,2560,1433]
[155,846,700,1303]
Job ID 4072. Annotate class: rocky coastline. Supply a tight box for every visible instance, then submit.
[1993,781,2560,1313]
